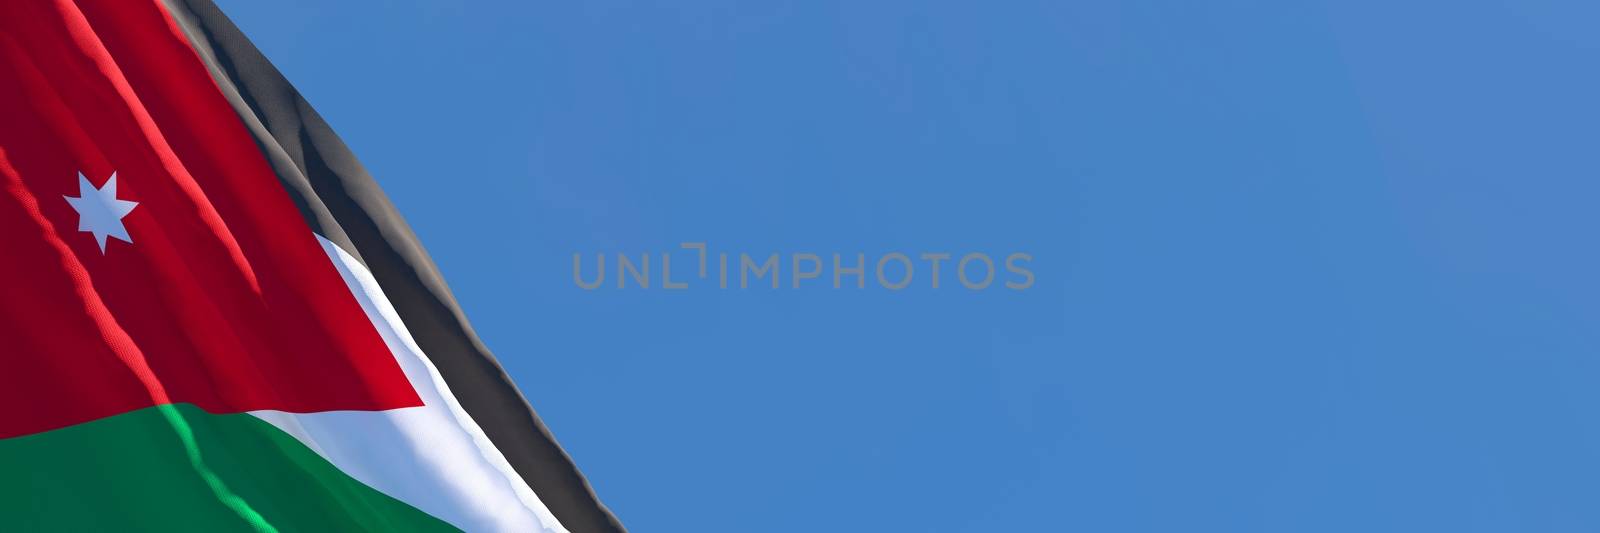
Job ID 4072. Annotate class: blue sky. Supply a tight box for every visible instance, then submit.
[220,1,1600,531]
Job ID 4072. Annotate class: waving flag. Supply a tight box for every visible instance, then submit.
[0,0,624,531]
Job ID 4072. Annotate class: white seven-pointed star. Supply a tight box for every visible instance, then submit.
[64,172,138,254]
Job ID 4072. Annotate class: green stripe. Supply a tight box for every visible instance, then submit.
[0,404,457,532]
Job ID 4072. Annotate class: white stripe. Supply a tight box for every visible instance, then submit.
[246,236,567,532]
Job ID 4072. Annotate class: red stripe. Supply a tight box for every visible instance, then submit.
[0,0,420,439]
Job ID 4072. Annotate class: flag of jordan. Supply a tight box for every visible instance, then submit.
[0,1,623,531]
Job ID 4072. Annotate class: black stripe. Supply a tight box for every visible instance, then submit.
[157,2,626,531]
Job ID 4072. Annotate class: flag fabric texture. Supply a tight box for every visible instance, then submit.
[0,0,625,531]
